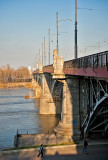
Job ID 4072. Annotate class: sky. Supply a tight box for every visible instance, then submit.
[0,0,108,70]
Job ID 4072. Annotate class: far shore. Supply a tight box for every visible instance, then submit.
[0,82,32,89]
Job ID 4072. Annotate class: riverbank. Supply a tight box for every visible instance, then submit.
[0,82,32,89]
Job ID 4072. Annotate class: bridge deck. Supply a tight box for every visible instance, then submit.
[33,51,108,78]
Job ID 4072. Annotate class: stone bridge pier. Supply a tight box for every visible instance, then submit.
[33,50,81,141]
[33,50,108,142]
[39,73,62,114]
[54,78,81,140]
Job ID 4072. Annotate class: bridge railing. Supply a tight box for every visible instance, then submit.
[43,64,54,73]
[64,50,108,70]
[33,51,108,75]
[17,128,54,135]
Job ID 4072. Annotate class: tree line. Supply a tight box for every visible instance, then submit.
[0,65,31,83]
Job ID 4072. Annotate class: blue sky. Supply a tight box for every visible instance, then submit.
[0,0,108,69]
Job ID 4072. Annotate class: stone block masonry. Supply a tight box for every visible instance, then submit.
[54,78,81,140]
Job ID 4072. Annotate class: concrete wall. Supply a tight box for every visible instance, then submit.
[15,133,74,148]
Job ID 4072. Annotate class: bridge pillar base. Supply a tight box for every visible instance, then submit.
[54,78,81,141]
[54,121,80,140]
[32,80,42,98]
[40,94,56,114]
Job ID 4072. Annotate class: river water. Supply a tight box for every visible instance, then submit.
[0,88,60,150]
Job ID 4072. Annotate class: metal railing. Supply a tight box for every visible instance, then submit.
[33,51,108,74]
[43,64,54,73]
[17,128,54,135]
[64,51,108,70]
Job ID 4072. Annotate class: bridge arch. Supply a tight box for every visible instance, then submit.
[83,79,108,137]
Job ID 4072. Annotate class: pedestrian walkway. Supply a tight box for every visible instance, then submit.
[0,139,108,160]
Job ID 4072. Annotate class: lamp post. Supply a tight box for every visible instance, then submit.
[44,37,46,66]
[48,28,50,65]
[56,12,72,55]
[39,48,40,62]
[75,0,77,59]
[56,12,59,54]
[76,0,92,58]
[42,42,43,66]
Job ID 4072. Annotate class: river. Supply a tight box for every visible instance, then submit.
[0,88,60,150]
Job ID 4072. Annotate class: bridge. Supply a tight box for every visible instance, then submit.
[32,50,108,141]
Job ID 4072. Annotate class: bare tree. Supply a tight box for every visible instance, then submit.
[0,65,31,83]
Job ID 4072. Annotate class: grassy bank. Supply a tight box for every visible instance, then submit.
[0,82,32,89]
[3,142,78,151]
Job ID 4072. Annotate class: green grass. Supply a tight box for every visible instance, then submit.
[2,141,79,151]
[2,145,40,151]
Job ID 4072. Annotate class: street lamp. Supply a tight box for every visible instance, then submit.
[42,42,43,66]
[48,28,50,65]
[44,37,46,66]
[77,7,92,10]
[75,0,93,59]
[56,12,72,54]
[75,0,77,59]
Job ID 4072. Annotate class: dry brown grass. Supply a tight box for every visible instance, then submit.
[0,82,32,89]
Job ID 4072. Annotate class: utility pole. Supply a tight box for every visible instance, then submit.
[56,12,59,54]
[98,42,100,52]
[39,48,40,62]
[84,48,86,56]
[44,37,46,66]
[42,42,43,66]
[49,28,50,65]
[56,12,72,56]
[75,0,78,59]
[33,56,37,70]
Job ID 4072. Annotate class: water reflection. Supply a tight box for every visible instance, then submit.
[39,114,60,133]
